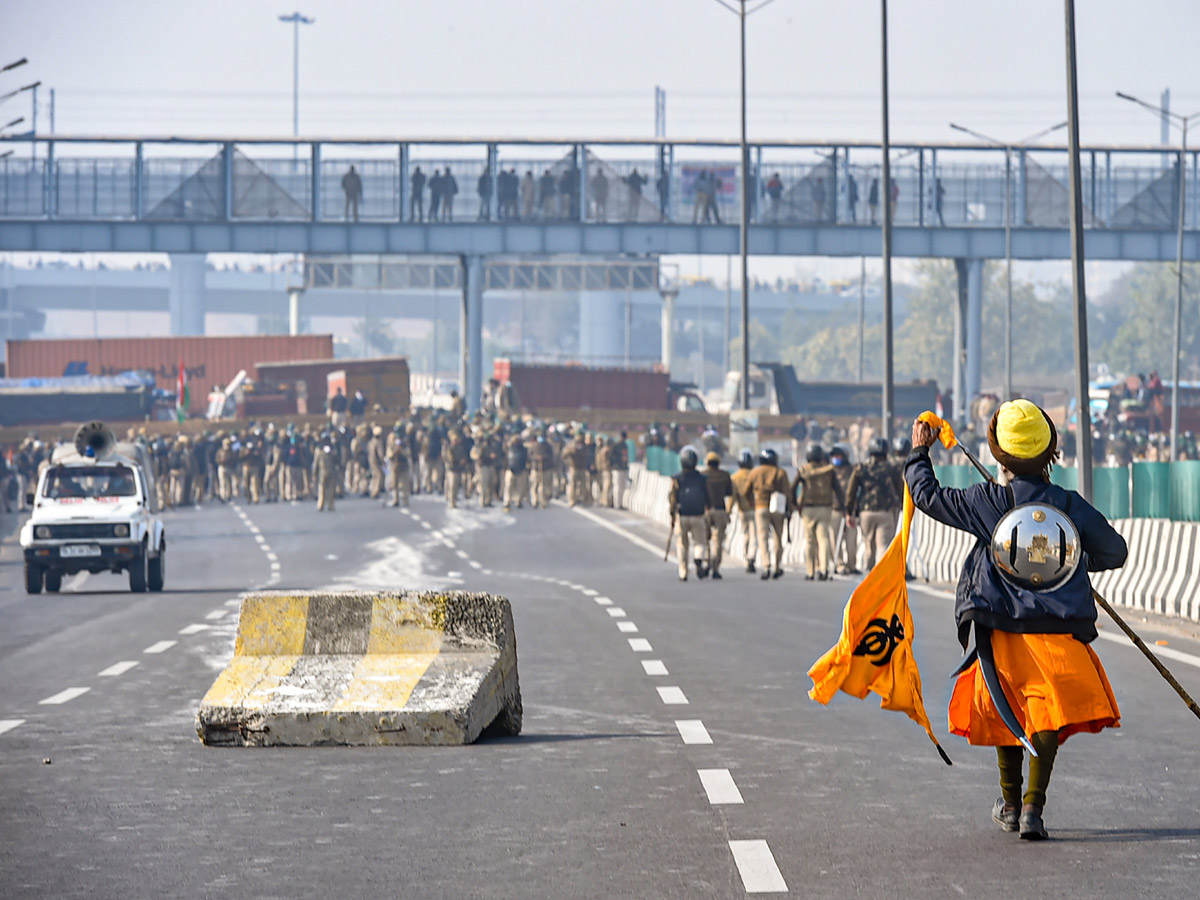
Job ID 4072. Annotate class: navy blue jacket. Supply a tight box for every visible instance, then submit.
[904,447,1127,646]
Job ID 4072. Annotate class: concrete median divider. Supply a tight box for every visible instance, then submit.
[196,590,522,747]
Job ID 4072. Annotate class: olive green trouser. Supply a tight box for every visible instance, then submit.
[997,730,1060,808]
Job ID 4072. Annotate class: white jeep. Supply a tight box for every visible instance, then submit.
[20,431,166,595]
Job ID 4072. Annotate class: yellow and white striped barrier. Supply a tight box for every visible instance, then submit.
[196,591,522,746]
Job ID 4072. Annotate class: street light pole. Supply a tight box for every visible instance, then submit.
[739,0,750,409]
[1116,91,1200,463]
[279,12,314,159]
[949,120,1067,402]
[879,0,895,441]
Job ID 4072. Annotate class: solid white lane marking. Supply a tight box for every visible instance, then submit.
[1095,630,1200,668]
[594,596,613,605]
[675,719,712,744]
[582,588,599,596]
[911,584,955,601]
[469,560,483,570]
[729,840,788,893]
[179,624,209,635]
[39,687,90,706]
[606,607,626,618]
[98,661,139,677]
[698,769,744,805]
[657,686,688,705]
[569,504,667,558]
[642,660,668,676]
[0,719,26,736]
[628,638,653,652]
[143,640,177,654]
[205,609,228,620]
[617,621,639,633]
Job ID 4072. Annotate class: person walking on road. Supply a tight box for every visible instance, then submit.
[668,447,712,582]
[793,443,845,581]
[845,437,902,571]
[341,165,363,222]
[747,448,792,580]
[702,452,733,580]
[905,400,1127,841]
[730,448,758,573]
[829,444,859,574]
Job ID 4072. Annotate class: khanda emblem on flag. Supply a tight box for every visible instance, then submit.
[853,614,905,667]
[809,410,956,766]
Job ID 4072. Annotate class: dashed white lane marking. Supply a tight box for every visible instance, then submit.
[698,769,745,805]
[455,549,469,559]
[179,624,209,635]
[594,596,613,606]
[447,571,464,578]
[729,840,788,893]
[68,572,90,591]
[420,521,432,530]
[675,719,713,744]
[642,660,668,676]
[254,534,266,544]
[628,638,653,652]
[39,687,90,706]
[617,621,639,633]
[656,686,689,705]
[582,588,599,596]
[569,583,585,591]
[431,530,444,539]
[143,640,177,654]
[482,569,493,576]
[248,525,261,535]
[606,607,626,618]
[224,599,242,607]
[205,609,228,620]
[469,560,483,570]
[0,719,26,736]
[265,551,279,562]
[98,661,139,677]
[910,584,1200,670]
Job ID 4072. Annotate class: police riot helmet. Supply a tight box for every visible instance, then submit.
[893,436,912,456]
[868,437,889,458]
[805,442,826,463]
[759,448,778,466]
[738,448,754,469]
[679,446,699,470]
[829,443,849,463]
[990,503,1081,592]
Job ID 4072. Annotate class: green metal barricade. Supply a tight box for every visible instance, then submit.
[1091,467,1130,519]
[1169,461,1200,522]
[1050,466,1078,491]
[1132,462,1171,519]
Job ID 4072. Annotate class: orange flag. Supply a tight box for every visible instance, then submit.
[808,412,953,764]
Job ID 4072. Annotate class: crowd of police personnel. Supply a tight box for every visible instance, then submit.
[667,435,910,583]
[43,407,634,517]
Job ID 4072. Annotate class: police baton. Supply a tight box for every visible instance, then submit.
[664,515,675,563]
[951,436,1200,724]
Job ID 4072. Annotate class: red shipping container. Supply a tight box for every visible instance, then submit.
[494,359,670,411]
[5,335,333,414]
[257,357,410,413]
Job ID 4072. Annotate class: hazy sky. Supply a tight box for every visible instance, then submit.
[6,0,1197,144]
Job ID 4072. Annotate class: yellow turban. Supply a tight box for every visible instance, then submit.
[993,399,1051,460]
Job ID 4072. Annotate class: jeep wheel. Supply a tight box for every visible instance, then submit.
[24,560,43,595]
[148,546,165,592]
[129,546,149,593]
[44,571,63,593]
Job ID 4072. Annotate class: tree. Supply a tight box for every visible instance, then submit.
[1102,263,1200,380]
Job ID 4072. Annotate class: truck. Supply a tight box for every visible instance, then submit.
[714,363,938,420]
[20,422,166,595]
[493,359,704,412]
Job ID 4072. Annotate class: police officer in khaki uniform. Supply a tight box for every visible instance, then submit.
[702,452,733,579]
[747,448,792,579]
[829,444,859,574]
[442,430,469,508]
[668,447,712,581]
[367,426,386,499]
[503,434,529,511]
[793,443,845,581]
[313,437,339,511]
[530,435,553,508]
[730,448,757,573]
[386,424,411,508]
[845,436,902,571]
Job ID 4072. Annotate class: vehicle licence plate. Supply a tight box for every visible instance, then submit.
[60,545,101,558]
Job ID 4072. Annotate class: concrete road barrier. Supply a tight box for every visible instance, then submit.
[197,591,522,747]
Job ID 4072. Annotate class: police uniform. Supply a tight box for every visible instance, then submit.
[846,448,901,571]
[702,454,733,578]
[730,455,757,571]
[669,452,712,581]
[746,452,792,579]
[794,453,845,580]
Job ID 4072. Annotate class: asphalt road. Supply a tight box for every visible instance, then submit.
[2,491,1200,899]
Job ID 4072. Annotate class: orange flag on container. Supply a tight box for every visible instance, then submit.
[808,411,954,765]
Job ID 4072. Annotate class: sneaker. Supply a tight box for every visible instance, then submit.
[991,798,1019,833]
[1019,805,1048,841]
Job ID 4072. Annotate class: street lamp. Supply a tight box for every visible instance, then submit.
[278,12,314,157]
[948,120,1067,401]
[1,58,28,74]
[1,116,25,132]
[1116,90,1200,463]
[710,0,779,409]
